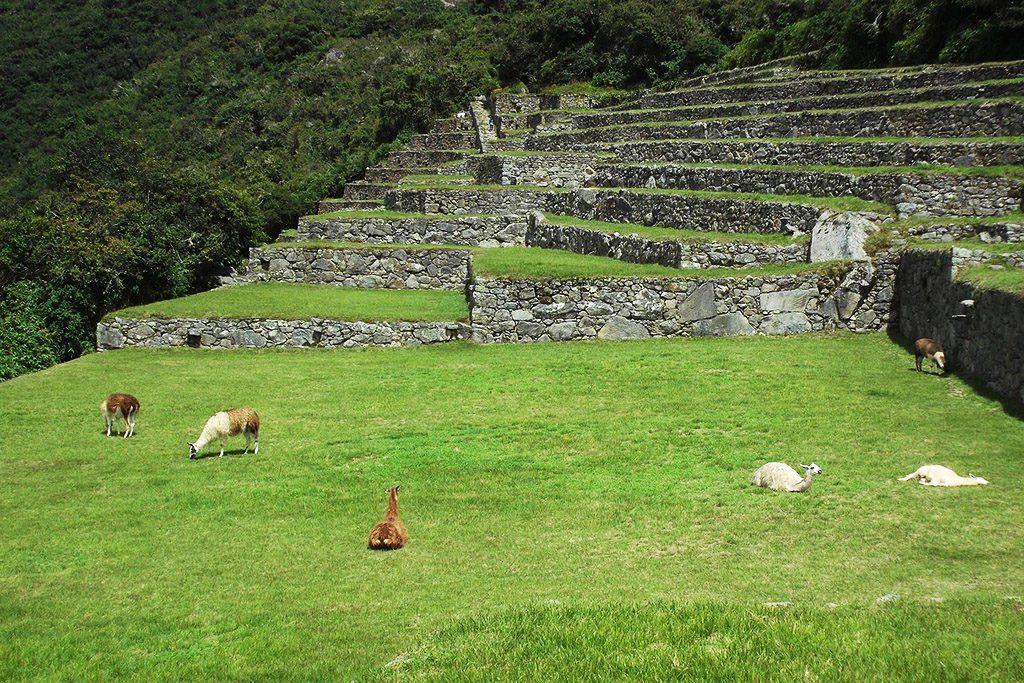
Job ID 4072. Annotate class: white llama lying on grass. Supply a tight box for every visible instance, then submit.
[752,462,822,492]
[898,465,988,486]
[188,407,260,459]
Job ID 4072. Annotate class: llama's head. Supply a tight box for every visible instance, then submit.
[188,442,198,459]
[387,485,401,495]
[933,351,946,369]
[968,473,989,485]
[800,463,823,476]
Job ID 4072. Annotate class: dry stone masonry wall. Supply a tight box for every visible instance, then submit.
[299,215,527,247]
[96,318,471,350]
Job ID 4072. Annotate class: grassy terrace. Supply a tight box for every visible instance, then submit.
[105,283,470,322]
[606,135,1024,147]
[2,334,1024,679]
[600,161,1024,178]
[907,239,1024,254]
[534,97,1024,136]
[542,214,807,245]
[956,264,1024,295]
[303,210,490,221]
[889,212,1024,230]
[261,241,825,280]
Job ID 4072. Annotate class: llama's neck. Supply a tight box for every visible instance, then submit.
[387,491,399,517]
[788,471,816,492]
[193,422,219,451]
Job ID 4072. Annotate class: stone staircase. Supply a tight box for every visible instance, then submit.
[99,57,1024,403]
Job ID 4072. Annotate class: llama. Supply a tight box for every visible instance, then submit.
[188,407,259,459]
[100,393,140,438]
[752,462,822,492]
[368,486,408,550]
[899,465,989,487]
[914,338,946,373]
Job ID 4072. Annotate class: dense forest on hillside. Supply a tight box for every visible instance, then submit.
[1,0,1022,379]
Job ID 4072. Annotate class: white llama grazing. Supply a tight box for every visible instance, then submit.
[752,462,822,492]
[188,407,260,459]
[898,465,988,487]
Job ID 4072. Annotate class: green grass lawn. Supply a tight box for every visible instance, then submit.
[1,334,1022,679]
[105,283,470,322]
[956,264,1024,295]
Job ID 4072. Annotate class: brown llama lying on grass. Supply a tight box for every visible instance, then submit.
[368,486,407,550]
[914,338,946,373]
[101,393,140,438]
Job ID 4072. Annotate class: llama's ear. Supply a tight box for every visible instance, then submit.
[800,464,809,469]
[396,485,401,492]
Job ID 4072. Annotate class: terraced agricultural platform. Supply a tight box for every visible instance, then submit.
[98,57,1024,403]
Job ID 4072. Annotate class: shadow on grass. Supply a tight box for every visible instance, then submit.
[189,449,256,460]
[887,328,1024,421]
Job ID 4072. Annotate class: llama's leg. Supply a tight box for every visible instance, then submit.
[243,431,250,454]
[219,437,226,457]
[129,412,136,437]
[104,414,111,437]
[127,412,135,438]
[123,413,130,439]
[253,434,259,455]
[915,354,922,371]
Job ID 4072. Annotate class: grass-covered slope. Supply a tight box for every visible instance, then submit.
[105,283,470,322]
[1,334,1022,679]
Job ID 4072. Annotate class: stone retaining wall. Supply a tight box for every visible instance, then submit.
[386,187,556,215]
[905,221,1024,243]
[617,61,1024,109]
[529,101,1024,150]
[614,139,1024,168]
[896,249,1024,403]
[525,219,809,269]
[384,150,470,167]
[950,247,1024,270]
[96,318,471,350]
[470,261,892,343]
[298,215,527,247]
[532,80,1024,132]
[247,246,471,290]
[470,154,602,187]
[406,132,478,151]
[546,188,825,235]
[590,165,1023,218]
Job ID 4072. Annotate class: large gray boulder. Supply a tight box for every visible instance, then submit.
[810,211,884,262]
[677,282,716,321]
[693,312,754,336]
[597,316,651,341]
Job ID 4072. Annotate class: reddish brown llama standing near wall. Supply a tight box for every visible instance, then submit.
[101,394,140,438]
[368,486,408,550]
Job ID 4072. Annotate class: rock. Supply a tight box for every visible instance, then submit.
[533,302,575,319]
[548,321,577,341]
[759,288,816,312]
[238,330,268,348]
[597,316,650,341]
[761,312,812,335]
[676,282,716,321]
[876,594,899,604]
[96,324,125,350]
[810,210,883,262]
[693,312,754,336]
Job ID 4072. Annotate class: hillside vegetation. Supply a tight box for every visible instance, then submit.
[2,0,1024,378]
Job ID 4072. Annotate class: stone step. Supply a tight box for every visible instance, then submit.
[589,164,1024,219]
[364,167,438,183]
[384,149,474,167]
[432,115,476,133]
[518,80,1024,132]
[318,198,385,213]
[246,244,472,291]
[384,185,881,236]
[528,100,1024,150]
[610,60,1024,110]
[525,216,809,269]
[341,182,392,200]
[298,212,528,247]
[406,132,480,151]
[614,138,1024,168]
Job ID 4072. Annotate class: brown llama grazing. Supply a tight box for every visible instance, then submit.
[914,338,947,373]
[188,407,260,459]
[368,486,408,550]
[100,394,140,438]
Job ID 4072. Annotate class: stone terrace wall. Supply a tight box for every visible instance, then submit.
[529,101,1024,150]
[298,215,527,247]
[97,318,471,350]
[614,139,1024,169]
[470,154,601,188]
[525,220,808,269]
[471,261,894,343]
[896,249,1024,403]
[546,188,824,235]
[590,165,1023,218]
[617,61,1024,109]
[905,221,1024,243]
[247,246,471,291]
[542,81,1024,132]
[386,187,558,215]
